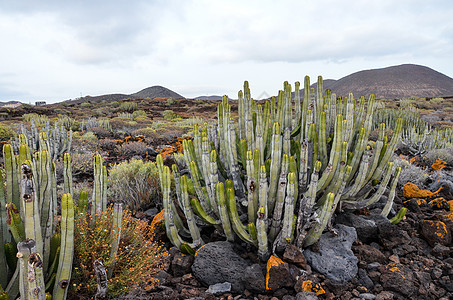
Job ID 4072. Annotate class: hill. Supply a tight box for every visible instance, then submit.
[194,95,224,101]
[0,100,22,107]
[130,86,184,99]
[64,86,183,104]
[320,64,453,99]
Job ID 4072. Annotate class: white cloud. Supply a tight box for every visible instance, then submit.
[0,0,452,102]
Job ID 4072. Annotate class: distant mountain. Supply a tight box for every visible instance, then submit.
[315,64,453,99]
[64,85,184,104]
[194,95,224,101]
[0,100,22,107]
[130,86,184,99]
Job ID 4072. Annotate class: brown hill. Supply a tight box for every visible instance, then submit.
[130,86,184,99]
[64,86,183,105]
[323,64,453,99]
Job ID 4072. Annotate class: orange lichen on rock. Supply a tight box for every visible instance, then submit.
[265,255,284,291]
[421,219,451,245]
[428,197,450,210]
[431,158,447,171]
[449,201,453,211]
[194,244,206,257]
[402,182,442,198]
[386,264,406,279]
[301,280,326,296]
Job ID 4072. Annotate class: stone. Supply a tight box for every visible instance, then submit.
[283,244,308,269]
[153,269,171,287]
[335,212,379,243]
[380,264,416,297]
[304,224,358,284]
[432,243,451,257]
[294,277,325,295]
[377,219,412,250]
[192,241,251,293]
[357,269,374,291]
[421,219,452,246]
[295,291,319,300]
[388,254,399,264]
[244,264,266,293]
[439,276,453,292]
[353,244,387,264]
[144,207,159,218]
[206,282,232,296]
[359,293,376,300]
[267,257,299,291]
[172,251,195,277]
[414,271,431,289]
[375,291,394,300]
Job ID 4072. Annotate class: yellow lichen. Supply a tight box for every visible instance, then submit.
[428,197,449,210]
[194,244,206,257]
[424,220,448,239]
[301,280,325,296]
[402,182,442,198]
[265,255,284,291]
[448,200,453,211]
[431,158,447,171]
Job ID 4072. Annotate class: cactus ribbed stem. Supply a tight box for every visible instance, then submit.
[52,193,74,300]
[215,182,234,242]
[108,202,123,278]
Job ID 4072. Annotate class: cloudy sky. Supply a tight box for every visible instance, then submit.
[1,0,452,103]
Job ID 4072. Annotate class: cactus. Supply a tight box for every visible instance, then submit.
[12,121,72,160]
[0,142,75,300]
[158,77,403,258]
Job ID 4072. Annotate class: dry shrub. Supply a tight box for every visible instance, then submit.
[116,141,148,158]
[433,121,453,129]
[108,158,161,210]
[89,126,112,139]
[98,138,118,152]
[393,155,429,189]
[72,134,99,154]
[155,125,186,144]
[71,207,168,298]
[423,147,453,166]
[131,127,159,141]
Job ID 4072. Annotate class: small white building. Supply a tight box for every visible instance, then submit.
[35,101,46,106]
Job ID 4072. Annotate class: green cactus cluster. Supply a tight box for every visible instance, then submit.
[401,126,453,156]
[373,104,453,155]
[0,140,74,300]
[158,76,403,258]
[1,137,123,299]
[80,117,112,132]
[12,121,72,160]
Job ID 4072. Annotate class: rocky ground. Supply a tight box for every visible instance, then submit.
[113,181,453,300]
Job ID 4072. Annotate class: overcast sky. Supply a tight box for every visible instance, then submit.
[1,0,452,103]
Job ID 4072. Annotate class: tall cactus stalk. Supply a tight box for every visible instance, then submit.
[52,193,74,300]
[158,76,403,259]
[0,142,76,299]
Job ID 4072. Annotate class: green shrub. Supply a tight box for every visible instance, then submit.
[0,125,16,141]
[81,131,98,143]
[132,110,147,119]
[119,101,138,112]
[80,102,93,108]
[162,110,181,121]
[108,159,161,210]
[22,113,50,127]
[131,127,158,139]
[165,98,177,106]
